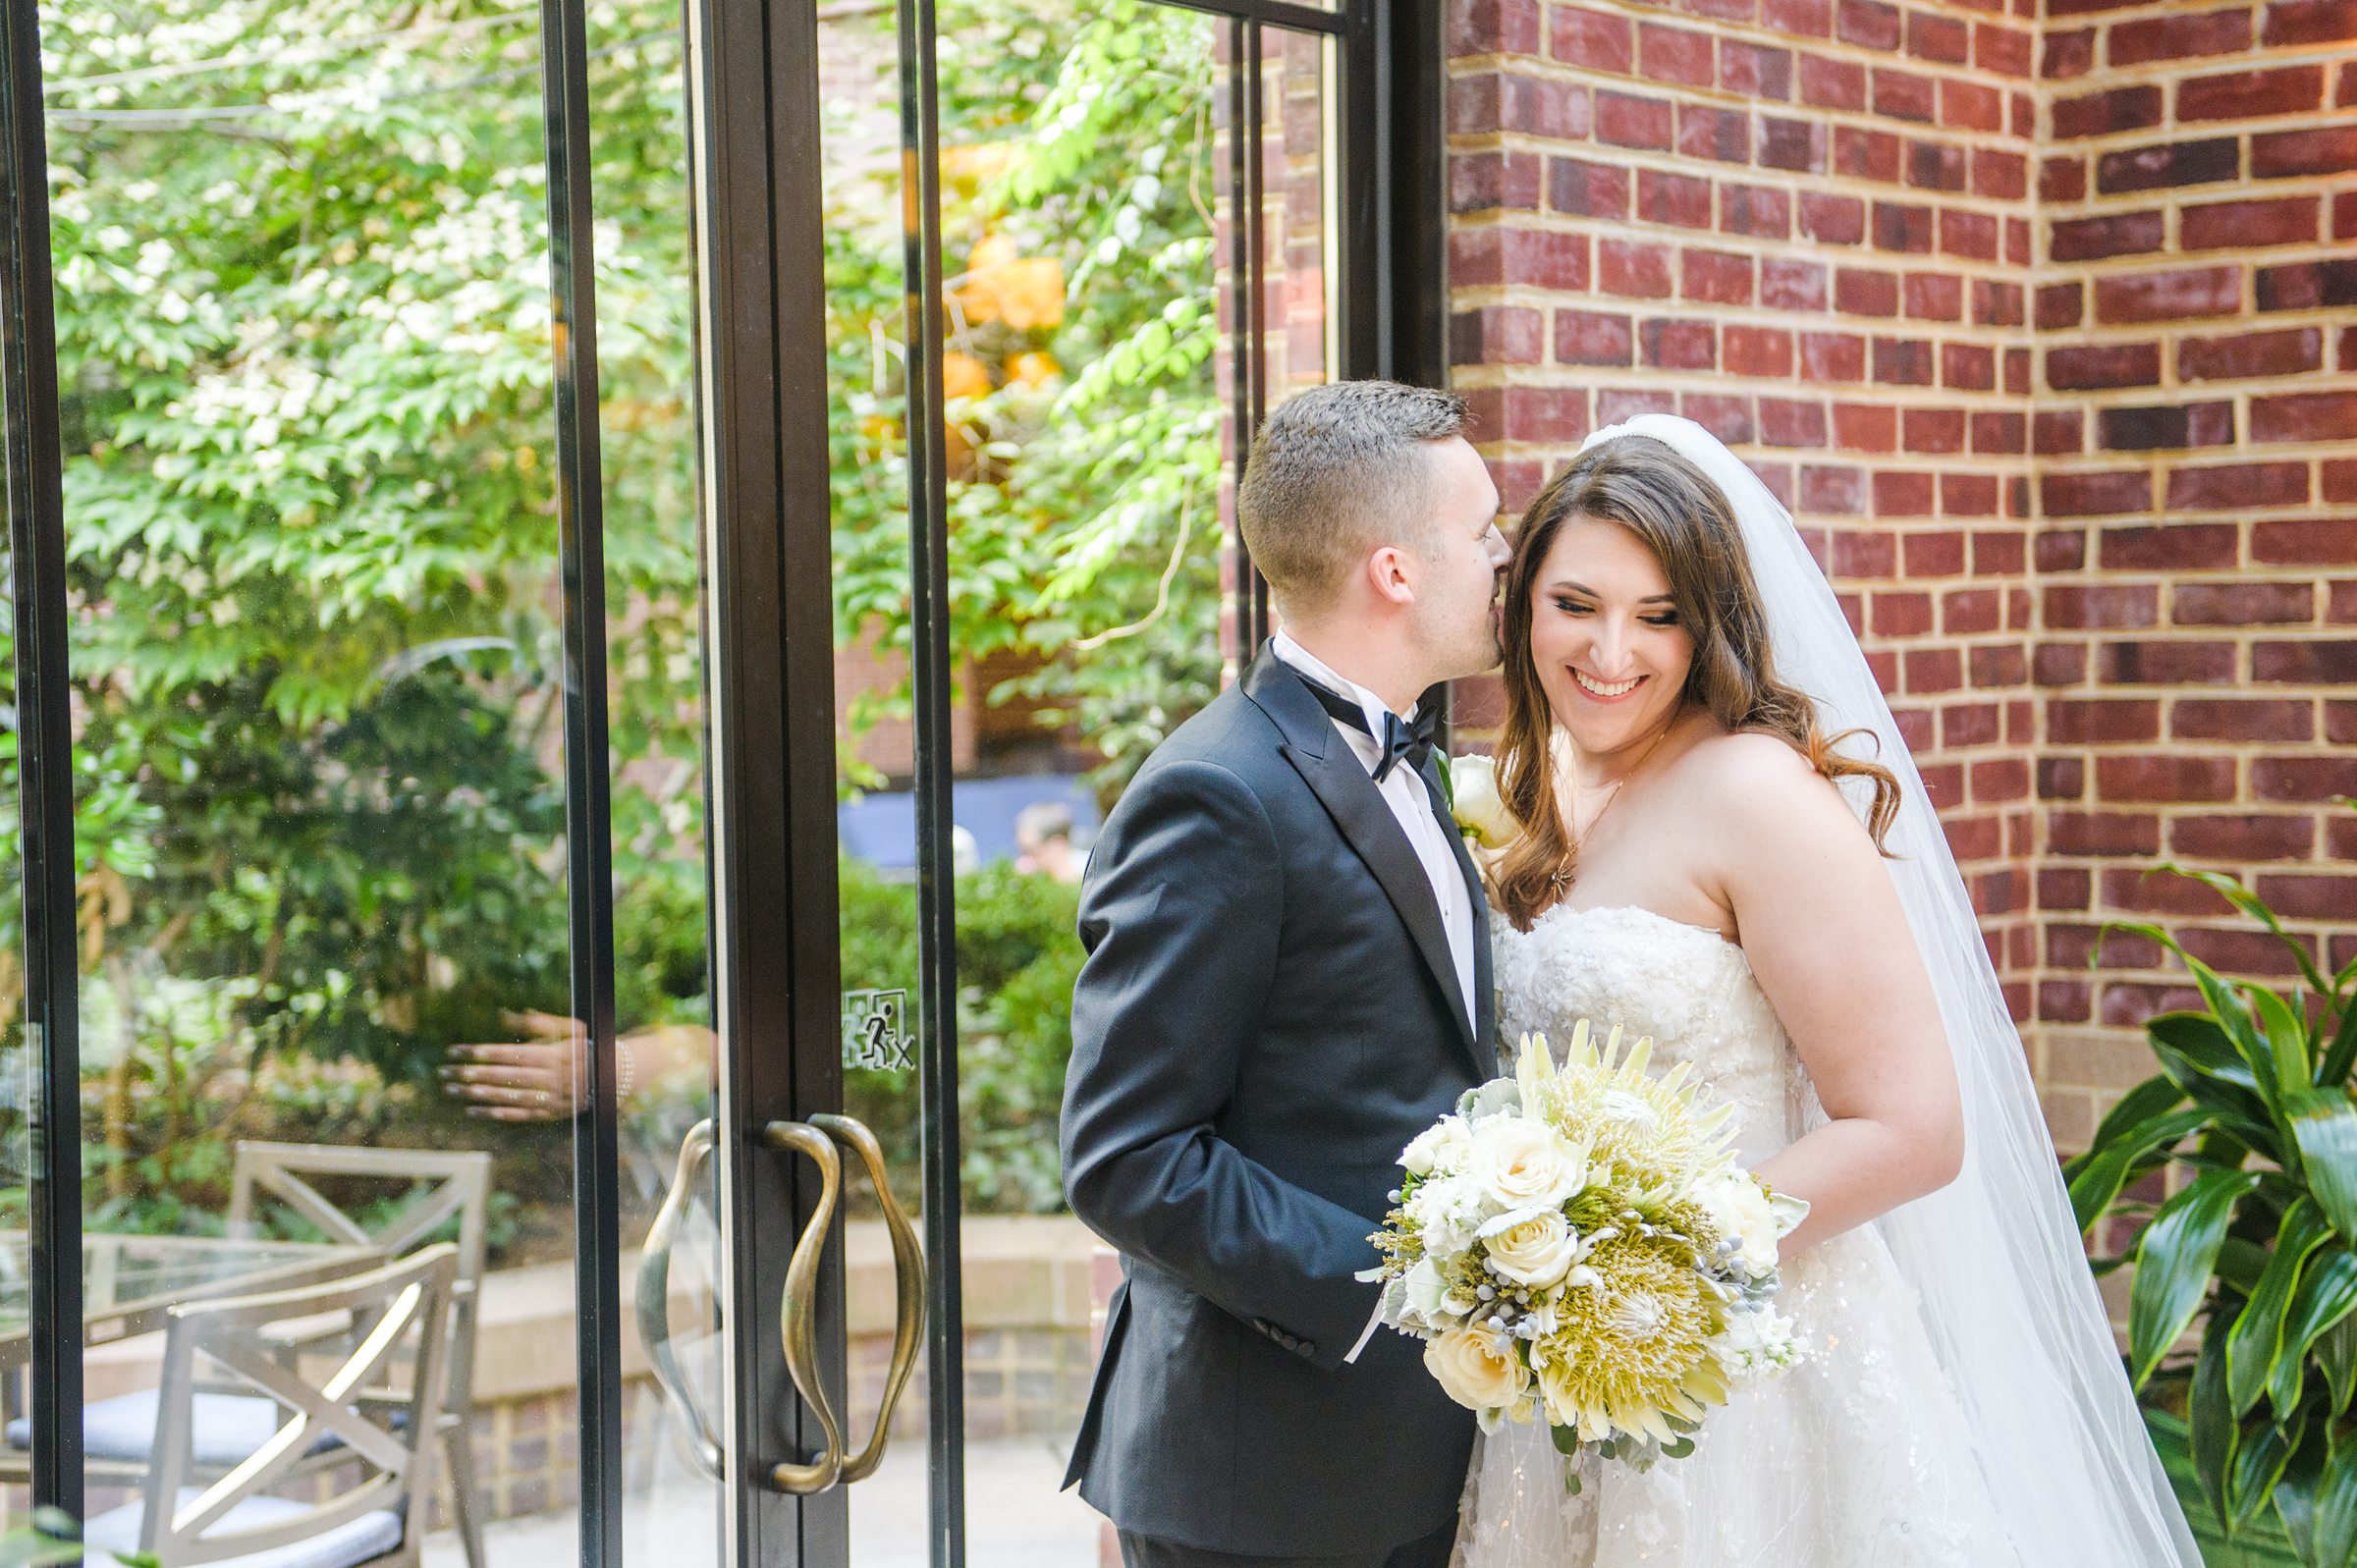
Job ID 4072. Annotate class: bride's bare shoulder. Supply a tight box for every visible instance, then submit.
[1676,728,1813,791]
[1674,730,1863,846]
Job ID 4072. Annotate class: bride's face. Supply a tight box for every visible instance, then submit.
[1527,514,1694,759]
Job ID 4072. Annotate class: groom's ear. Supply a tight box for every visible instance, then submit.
[1364,543,1417,608]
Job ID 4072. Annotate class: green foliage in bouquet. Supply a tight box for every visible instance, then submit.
[2066,861,2357,1565]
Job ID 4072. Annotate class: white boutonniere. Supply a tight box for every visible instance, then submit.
[1447,752,1521,851]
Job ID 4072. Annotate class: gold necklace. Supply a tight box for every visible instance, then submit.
[1551,704,1681,893]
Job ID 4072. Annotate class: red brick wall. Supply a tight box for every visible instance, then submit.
[1445,0,2357,1151]
[2031,0,2357,1145]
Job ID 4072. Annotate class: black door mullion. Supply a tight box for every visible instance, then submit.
[1225,20,1262,667]
[0,0,82,1523]
[532,0,627,1562]
[767,0,852,1555]
[893,0,966,1563]
[690,0,863,1556]
[1337,4,1381,383]
[688,0,841,1556]
[1242,24,1271,654]
[1365,0,1448,390]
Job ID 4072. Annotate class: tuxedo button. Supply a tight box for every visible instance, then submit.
[1251,1318,1305,1354]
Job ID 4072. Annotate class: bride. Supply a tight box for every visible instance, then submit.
[1454,415,2199,1567]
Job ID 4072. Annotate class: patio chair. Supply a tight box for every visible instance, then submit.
[82,1242,459,1568]
[52,1144,493,1568]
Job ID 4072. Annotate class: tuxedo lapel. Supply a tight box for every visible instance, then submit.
[1242,651,1483,1073]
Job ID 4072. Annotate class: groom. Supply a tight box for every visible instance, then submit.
[1060,380,1509,1568]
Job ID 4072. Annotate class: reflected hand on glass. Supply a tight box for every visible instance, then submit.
[442,1008,581,1122]
[443,1013,716,1120]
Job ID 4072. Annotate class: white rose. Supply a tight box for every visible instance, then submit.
[1449,753,1520,849]
[1401,1116,1472,1178]
[1698,1172,1784,1280]
[1403,1175,1491,1258]
[1424,1327,1531,1413]
[1481,1209,1578,1289]
[1467,1116,1589,1213]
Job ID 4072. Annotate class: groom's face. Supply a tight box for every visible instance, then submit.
[1403,437,1509,681]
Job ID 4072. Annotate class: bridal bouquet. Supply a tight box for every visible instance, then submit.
[1361,1019,1807,1482]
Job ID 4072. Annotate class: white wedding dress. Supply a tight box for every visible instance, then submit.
[1454,901,2022,1568]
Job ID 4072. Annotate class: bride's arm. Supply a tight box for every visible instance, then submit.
[1706,734,1965,1255]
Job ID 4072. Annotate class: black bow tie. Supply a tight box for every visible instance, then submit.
[1301,677,1438,784]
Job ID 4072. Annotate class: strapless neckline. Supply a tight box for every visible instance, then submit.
[1493,896,1788,1162]
[1520,901,1746,962]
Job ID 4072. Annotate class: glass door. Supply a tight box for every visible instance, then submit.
[741,1,1435,1565]
[7,0,745,1563]
[0,0,1437,1562]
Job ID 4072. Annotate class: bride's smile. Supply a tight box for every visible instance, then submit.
[1567,669,1642,700]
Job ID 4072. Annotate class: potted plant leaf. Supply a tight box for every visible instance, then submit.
[2068,863,2357,1568]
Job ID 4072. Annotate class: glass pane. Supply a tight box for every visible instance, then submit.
[819,0,1235,1561]
[950,0,1228,1556]
[588,5,724,1564]
[819,0,922,1556]
[38,3,584,1559]
[1256,26,1338,413]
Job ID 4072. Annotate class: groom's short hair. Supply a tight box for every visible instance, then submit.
[1236,380,1469,611]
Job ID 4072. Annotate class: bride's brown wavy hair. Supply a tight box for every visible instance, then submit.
[1493,435,1901,932]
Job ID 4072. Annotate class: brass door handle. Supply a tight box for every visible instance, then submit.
[812,1112,925,1485]
[762,1113,925,1493]
[635,1119,724,1481]
[763,1119,846,1493]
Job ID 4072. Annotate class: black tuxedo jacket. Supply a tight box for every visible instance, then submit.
[1059,647,1497,1557]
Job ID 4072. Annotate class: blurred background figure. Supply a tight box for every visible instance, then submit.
[1013,801,1084,884]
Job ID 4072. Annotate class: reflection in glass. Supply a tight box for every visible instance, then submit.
[818,0,924,1556]
[36,1,581,1558]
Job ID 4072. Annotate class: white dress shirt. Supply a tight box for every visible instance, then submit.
[1269,632,1475,1035]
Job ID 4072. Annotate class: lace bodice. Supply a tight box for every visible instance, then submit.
[1493,904,1819,1169]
